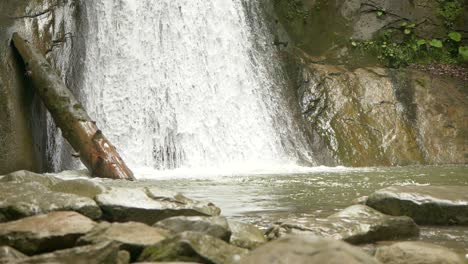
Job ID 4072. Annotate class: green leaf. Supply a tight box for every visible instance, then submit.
[459,46,468,61]
[404,29,411,35]
[400,22,408,27]
[351,41,357,47]
[408,23,416,28]
[448,32,461,42]
[429,39,443,48]
[377,11,384,17]
[416,39,426,46]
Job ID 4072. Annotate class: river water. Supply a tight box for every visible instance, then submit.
[125,165,467,255]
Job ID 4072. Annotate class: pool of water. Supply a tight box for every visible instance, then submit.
[142,165,468,255]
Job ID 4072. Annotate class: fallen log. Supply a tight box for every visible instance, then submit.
[12,32,135,181]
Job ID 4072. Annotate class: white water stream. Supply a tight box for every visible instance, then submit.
[56,0,314,174]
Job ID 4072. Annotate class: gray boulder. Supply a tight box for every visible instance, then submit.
[366,186,468,225]
[375,241,464,264]
[138,231,248,264]
[266,205,419,244]
[9,241,129,264]
[0,170,63,187]
[96,187,221,225]
[78,221,169,260]
[154,216,231,241]
[0,211,96,255]
[228,220,266,249]
[240,235,381,264]
[0,171,102,222]
[0,182,102,222]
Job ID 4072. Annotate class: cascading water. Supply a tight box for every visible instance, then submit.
[56,0,315,174]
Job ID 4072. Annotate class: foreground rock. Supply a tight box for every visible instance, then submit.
[228,220,267,249]
[0,170,62,187]
[0,211,96,255]
[366,186,468,225]
[154,216,231,241]
[10,241,129,264]
[241,235,381,264]
[375,241,464,264]
[0,172,102,222]
[0,246,26,263]
[78,222,169,260]
[138,231,248,264]
[266,205,419,244]
[96,187,221,225]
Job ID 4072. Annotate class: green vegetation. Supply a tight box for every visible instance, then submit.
[350,0,466,68]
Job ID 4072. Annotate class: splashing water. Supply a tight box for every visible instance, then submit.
[57,0,314,174]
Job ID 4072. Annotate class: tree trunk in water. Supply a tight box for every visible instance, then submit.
[12,32,135,181]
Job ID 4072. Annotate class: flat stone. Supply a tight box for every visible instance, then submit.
[50,179,106,199]
[266,205,419,244]
[134,263,201,264]
[0,211,96,255]
[10,241,129,264]
[154,216,231,241]
[138,231,248,264]
[366,186,468,225]
[0,182,102,222]
[78,221,169,260]
[0,246,26,262]
[241,235,381,264]
[96,187,220,225]
[375,241,464,264]
[228,220,266,249]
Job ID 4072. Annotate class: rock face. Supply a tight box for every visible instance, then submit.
[78,222,169,260]
[12,241,129,264]
[0,0,81,174]
[228,220,267,249]
[138,231,248,264]
[0,172,102,222]
[154,216,231,241]
[266,205,419,244]
[297,63,468,166]
[0,211,96,255]
[375,241,464,264]
[96,187,221,225]
[272,0,455,59]
[366,186,468,225]
[241,235,381,264]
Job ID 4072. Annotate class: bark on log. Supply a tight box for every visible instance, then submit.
[12,32,135,181]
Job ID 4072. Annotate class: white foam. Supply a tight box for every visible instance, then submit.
[67,0,313,172]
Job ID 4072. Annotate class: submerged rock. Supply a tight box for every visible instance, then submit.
[228,220,267,249]
[375,241,464,264]
[96,187,220,225]
[0,182,102,222]
[154,216,231,241]
[78,221,169,260]
[10,241,129,264]
[138,231,248,264]
[366,186,468,225]
[0,211,96,255]
[240,235,381,264]
[266,205,419,244]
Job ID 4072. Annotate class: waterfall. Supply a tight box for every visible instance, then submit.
[58,0,314,173]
